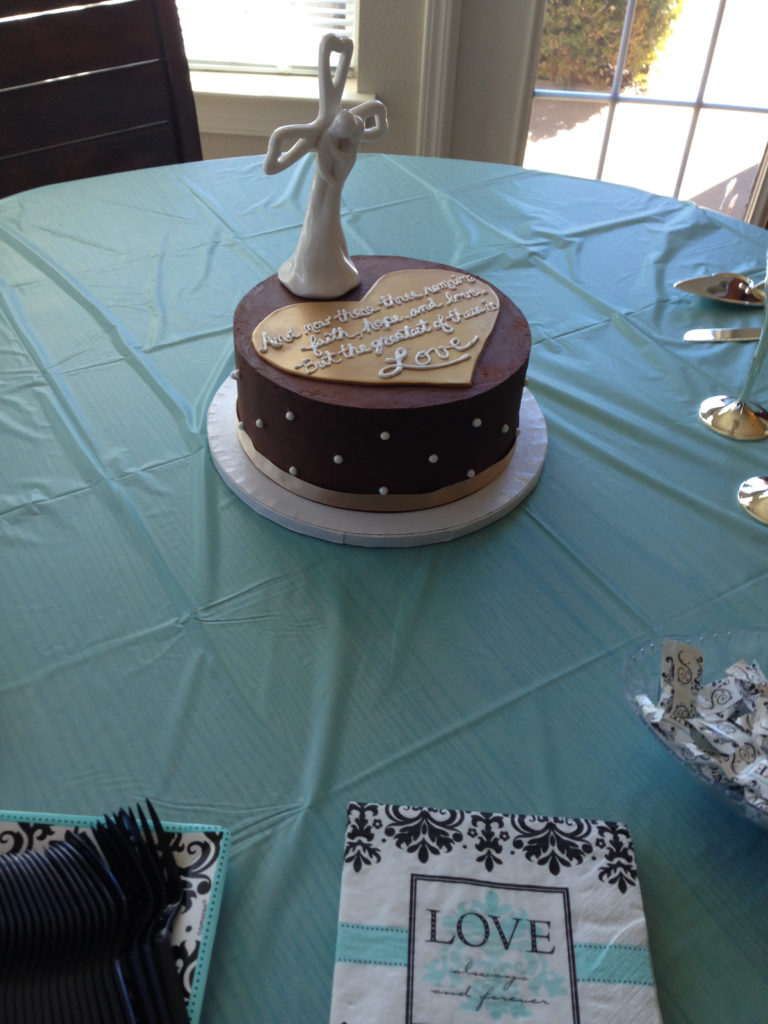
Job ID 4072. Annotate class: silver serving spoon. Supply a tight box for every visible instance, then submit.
[674,272,765,307]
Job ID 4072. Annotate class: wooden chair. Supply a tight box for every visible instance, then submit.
[0,0,202,198]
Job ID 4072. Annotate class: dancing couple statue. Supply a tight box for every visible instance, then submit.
[263,34,388,299]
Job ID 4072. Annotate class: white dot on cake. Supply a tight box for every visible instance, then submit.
[333,454,343,464]
[501,423,510,434]
[230,369,241,380]
[285,410,295,421]
[467,469,475,478]
[237,420,245,430]
[515,427,521,436]
[379,486,389,495]
[379,431,390,441]
[428,453,438,463]
[255,418,264,429]
[472,417,482,428]
[289,466,298,476]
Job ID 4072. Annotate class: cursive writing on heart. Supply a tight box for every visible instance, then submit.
[251,269,500,386]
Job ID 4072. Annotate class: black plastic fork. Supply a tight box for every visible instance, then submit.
[64,830,137,1024]
[95,816,163,1024]
[136,801,188,1024]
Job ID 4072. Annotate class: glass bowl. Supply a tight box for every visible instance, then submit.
[622,629,768,829]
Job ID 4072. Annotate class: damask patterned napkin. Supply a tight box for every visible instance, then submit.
[329,803,663,1024]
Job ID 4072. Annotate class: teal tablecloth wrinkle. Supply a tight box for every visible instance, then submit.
[1,154,767,1023]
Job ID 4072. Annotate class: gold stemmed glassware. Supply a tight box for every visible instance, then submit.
[698,255,768,441]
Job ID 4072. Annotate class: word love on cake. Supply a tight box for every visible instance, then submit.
[251,269,501,387]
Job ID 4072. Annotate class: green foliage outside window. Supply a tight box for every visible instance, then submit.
[537,0,685,90]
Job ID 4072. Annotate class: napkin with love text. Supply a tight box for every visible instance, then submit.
[329,803,663,1024]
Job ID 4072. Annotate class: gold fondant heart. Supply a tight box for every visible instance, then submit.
[251,269,500,386]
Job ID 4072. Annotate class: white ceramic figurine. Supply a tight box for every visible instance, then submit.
[263,33,388,298]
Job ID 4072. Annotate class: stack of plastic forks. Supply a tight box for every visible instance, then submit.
[0,800,188,1024]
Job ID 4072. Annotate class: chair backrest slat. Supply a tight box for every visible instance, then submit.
[0,0,201,197]
[2,0,118,14]
[0,64,174,155]
[1,1,162,91]
[1,126,184,198]
[3,0,120,13]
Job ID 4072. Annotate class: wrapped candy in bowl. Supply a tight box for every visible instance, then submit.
[622,629,768,829]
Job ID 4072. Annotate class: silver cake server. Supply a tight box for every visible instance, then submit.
[674,273,765,307]
[684,327,762,343]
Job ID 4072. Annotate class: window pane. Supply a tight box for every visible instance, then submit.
[680,108,768,217]
[525,98,693,200]
[704,0,768,107]
[524,95,606,180]
[601,102,692,196]
[536,1,622,90]
[176,0,355,73]
[631,0,721,101]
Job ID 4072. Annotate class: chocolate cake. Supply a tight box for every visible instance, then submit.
[232,255,531,512]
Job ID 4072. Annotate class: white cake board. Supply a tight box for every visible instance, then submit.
[207,377,547,547]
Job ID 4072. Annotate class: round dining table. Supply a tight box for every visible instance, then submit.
[1,152,767,1023]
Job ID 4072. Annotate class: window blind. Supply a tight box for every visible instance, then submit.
[176,0,356,74]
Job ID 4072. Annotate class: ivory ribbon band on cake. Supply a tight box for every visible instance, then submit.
[237,425,513,512]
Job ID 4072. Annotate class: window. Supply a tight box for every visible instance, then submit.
[524,0,768,220]
[176,0,356,75]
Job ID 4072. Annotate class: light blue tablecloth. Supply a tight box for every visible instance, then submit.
[1,154,767,1023]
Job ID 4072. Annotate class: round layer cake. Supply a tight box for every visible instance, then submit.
[233,255,531,511]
